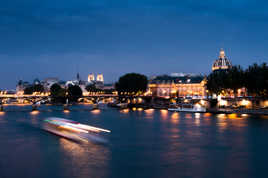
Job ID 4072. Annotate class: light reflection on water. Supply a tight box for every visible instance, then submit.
[185,113,192,119]
[91,109,101,115]
[217,116,228,132]
[59,138,109,178]
[194,113,201,119]
[195,118,200,126]
[170,112,180,124]
[30,110,40,115]
[120,108,129,114]
[160,109,168,120]
[63,110,70,114]
[204,113,212,117]
[144,109,154,119]
[260,115,268,119]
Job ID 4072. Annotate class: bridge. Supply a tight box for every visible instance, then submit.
[0,93,154,105]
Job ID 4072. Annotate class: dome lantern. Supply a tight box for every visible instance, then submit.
[212,48,232,71]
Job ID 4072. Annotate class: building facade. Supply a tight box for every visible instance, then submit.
[148,75,206,98]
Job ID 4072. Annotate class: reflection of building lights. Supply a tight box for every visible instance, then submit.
[0,112,5,115]
[64,110,70,113]
[145,109,154,115]
[217,114,226,119]
[204,113,211,117]
[195,118,200,126]
[185,113,192,119]
[160,109,168,113]
[227,113,238,119]
[31,110,39,115]
[120,109,129,113]
[195,113,201,119]
[217,118,227,132]
[91,109,101,114]
[160,109,168,119]
[261,115,268,119]
[132,107,137,111]
[137,108,143,111]
[171,112,179,120]
[171,112,179,124]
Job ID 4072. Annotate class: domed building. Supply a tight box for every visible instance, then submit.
[212,49,232,71]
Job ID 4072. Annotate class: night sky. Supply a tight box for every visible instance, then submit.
[0,0,268,89]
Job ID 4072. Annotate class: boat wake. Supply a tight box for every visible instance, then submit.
[43,117,111,144]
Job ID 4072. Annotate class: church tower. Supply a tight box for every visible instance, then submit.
[88,73,95,82]
[96,74,104,83]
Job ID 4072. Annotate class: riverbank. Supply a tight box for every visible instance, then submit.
[207,108,268,115]
[0,103,268,115]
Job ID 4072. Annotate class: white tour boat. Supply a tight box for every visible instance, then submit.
[168,103,206,113]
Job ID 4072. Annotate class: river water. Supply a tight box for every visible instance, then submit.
[0,105,268,178]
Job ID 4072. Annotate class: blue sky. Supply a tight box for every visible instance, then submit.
[0,0,268,89]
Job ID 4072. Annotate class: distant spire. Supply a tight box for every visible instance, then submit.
[219,48,225,59]
[76,73,80,81]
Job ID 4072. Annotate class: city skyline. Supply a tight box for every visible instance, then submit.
[1,0,268,88]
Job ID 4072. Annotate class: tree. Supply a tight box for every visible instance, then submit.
[86,84,100,92]
[33,84,44,93]
[206,65,245,96]
[50,83,66,103]
[225,65,244,96]
[206,63,268,98]
[67,85,83,102]
[24,86,34,95]
[206,70,227,96]
[24,84,45,95]
[115,73,148,95]
[245,63,268,97]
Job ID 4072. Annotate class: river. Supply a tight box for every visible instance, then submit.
[0,105,268,178]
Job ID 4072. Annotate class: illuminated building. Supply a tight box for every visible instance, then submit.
[212,49,247,97]
[88,74,95,83]
[148,74,206,98]
[87,73,104,83]
[212,48,232,71]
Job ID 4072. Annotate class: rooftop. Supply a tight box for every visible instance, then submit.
[150,75,205,84]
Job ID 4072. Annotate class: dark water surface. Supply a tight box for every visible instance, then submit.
[0,105,268,178]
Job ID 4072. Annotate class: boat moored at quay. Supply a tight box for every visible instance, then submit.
[168,103,206,113]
